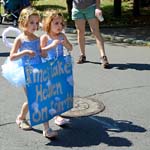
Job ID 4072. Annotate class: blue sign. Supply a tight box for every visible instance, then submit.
[24,55,74,126]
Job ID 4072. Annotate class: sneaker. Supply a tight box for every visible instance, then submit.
[77,55,86,64]
[43,128,58,139]
[100,56,109,68]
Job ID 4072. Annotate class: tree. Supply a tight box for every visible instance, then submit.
[113,0,122,17]
[141,0,150,6]
[133,0,140,16]
[66,0,73,21]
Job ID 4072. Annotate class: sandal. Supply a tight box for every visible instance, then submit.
[77,55,86,64]
[54,116,70,126]
[16,117,32,130]
[100,56,109,68]
[43,128,58,139]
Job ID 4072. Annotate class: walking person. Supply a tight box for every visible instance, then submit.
[40,9,73,138]
[1,7,42,130]
[72,0,109,68]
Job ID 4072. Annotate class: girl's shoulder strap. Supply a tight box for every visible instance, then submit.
[18,33,25,43]
[46,33,52,40]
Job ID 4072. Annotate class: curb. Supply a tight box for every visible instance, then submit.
[65,27,150,47]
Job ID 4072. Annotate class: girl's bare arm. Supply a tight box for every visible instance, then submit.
[61,33,73,51]
[10,36,35,61]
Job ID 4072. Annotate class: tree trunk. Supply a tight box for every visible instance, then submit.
[114,0,122,17]
[133,0,140,16]
[66,0,73,21]
[141,0,150,6]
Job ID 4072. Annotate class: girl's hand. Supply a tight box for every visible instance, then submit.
[61,40,71,51]
[51,39,60,47]
[60,37,72,51]
[60,39,65,46]
[40,39,60,52]
[24,50,36,57]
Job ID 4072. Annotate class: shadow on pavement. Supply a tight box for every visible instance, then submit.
[45,116,146,148]
[109,63,150,71]
[79,61,150,71]
[82,60,101,65]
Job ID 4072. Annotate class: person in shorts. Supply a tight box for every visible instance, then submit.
[72,0,109,68]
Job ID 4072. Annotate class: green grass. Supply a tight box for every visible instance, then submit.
[32,0,67,11]
[32,0,150,27]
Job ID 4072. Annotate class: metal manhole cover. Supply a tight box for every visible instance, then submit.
[62,97,105,118]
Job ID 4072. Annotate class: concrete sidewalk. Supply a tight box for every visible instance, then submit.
[0,25,150,150]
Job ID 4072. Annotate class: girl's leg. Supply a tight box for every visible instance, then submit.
[18,101,28,120]
[17,87,28,120]
[43,122,58,138]
[43,122,49,131]
[16,87,31,130]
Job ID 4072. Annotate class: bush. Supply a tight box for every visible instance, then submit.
[30,0,39,5]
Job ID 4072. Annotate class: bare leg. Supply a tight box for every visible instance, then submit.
[88,18,106,57]
[75,19,86,56]
[43,122,49,130]
[19,101,28,120]
[18,87,28,120]
[43,121,58,138]
[88,18,109,67]
[16,87,31,130]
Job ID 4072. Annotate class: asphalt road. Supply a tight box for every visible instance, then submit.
[0,24,150,150]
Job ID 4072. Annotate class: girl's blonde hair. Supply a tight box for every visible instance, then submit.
[42,9,65,33]
[18,7,40,30]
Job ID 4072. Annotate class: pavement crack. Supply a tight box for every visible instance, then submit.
[84,85,150,98]
[0,121,15,127]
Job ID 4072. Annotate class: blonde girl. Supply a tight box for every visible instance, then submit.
[2,7,41,130]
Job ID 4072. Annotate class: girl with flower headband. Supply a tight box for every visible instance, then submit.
[1,7,42,132]
[40,9,73,138]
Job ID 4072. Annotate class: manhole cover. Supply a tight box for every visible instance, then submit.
[62,97,105,117]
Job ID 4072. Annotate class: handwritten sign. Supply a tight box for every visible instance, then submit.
[24,55,73,126]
